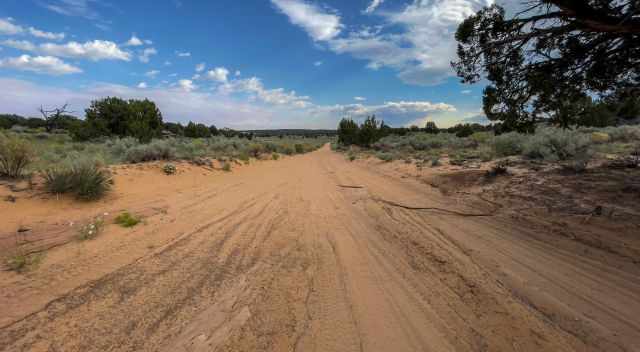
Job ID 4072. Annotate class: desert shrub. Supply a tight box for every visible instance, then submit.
[294,143,305,154]
[431,156,441,167]
[523,128,592,161]
[0,134,34,178]
[163,163,177,175]
[376,152,393,162]
[591,132,611,144]
[562,159,589,173]
[493,132,524,157]
[272,153,280,160]
[114,212,140,227]
[602,126,640,142]
[248,143,264,158]
[124,140,175,163]
[222,162,231,171]
[78,217,105,240]
[44,161,112,200]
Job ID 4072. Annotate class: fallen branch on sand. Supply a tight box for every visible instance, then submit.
[337,185,365,189]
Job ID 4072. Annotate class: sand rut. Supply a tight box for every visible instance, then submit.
[1,145,639,351]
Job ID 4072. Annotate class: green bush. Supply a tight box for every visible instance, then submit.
[272,153,280,160]
[222,162,231,172]
[294,143,305,154]
[44,161,112,200]
[523,128,592,161]
[124,140,175,163]
[0,134,34,178]
[376,152,393,162]
[114,212,140,227]
[493,132,524,157]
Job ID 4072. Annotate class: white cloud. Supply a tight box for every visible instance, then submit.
[124,35,144,46]
[354,96,366,101]
[314,60,323,66]
[271,0,343,41]
[169,73,178,77]
[364,0,384,13]
[0,18,65,40]
[2,39,37,51]
[28,27,65,40]
[286,0,493,86]
[137,82,148,89]
[139,47,157,63]
[235,70,241,76]
[192,73,201,80]
[195,62,206,72]
[0,55,82,75]
[40,0,101,20]
[145,70,160,78]
[35,40,132,61]
[220,76,311,108]
[178,79,196,92]
[461,89,472,94]
[176,51,191,57]
[164,60,172,66]
[206,67,229,83]
[0,18,23,35]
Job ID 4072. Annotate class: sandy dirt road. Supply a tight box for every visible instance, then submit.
[1,145,639,351]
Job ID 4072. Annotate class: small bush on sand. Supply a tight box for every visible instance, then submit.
[376,152,393,162]
[163,163,177,175]
[222,162,232,172]
[0,134,34,178]
[5,252,43,272]
[78,217,105,240]
[44,161,112,200]
[124,140,175,163]
[485,161,509,178]
[272,153,280,160]
[294,144,305,154]
[431,156,441,167]
[115,212,140,227]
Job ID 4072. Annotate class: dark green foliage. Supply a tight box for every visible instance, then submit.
[209,125,219,136]
[424,121,439,134]
[337,118,359,145]
[453,2,640,132]
[454,124,474,138]
[184,121,211,138]
[358,115,381,147]
[164,122,185,136]
[44,162,112,201]
[337,115,384,147]
[85,97,163,142]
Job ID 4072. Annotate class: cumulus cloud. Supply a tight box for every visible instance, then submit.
[354,96,366,101]
[28,27,65,40]
[139,47,157,63]
[178,79,196,92]
[124,35,144,46]
[0,18,65,40]
[364,0,384,13]
[270,0,343,41]
[0,55,82,75]
[271,0,493,86]
[195,62,206,72]
[220,76,311,108]
[0,18,24,35]
[2,39,37,51]
[314,60,323,66]
[145,70,160,78]
[461,89,472,94]
[137,82,148,89]
[206,67,229,83]
[176,51,191,57]
[26,40,132,61]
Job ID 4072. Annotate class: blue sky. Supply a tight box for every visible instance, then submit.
[0,0,496,129]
